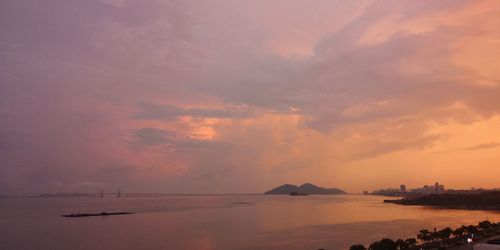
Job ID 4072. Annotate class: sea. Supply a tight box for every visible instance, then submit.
[1,195,499,250]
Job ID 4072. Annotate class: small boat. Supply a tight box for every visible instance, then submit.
[289,192,308,196]
[62,212,133,217]
[232,202,254,205]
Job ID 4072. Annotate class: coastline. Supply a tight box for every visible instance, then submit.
[383,192,500,212]
[384,199,500,211]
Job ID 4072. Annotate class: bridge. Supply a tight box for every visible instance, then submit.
[1,191,263,199]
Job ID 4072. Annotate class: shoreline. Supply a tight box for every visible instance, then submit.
[383,192,500,212]
[384,199,500,212]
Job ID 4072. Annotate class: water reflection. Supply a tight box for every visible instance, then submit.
[1,195,499,250]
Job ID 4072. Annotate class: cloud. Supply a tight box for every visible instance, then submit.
[3,0,500,194]
[101,0,127,8]
[132,127,176,146]
[351,134,442,160]
[463,142,500,151]
[191,0,500,134]
[130,127,231,154]
[133,102,253,121]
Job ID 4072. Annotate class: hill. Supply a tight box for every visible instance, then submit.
[264,183,346,195]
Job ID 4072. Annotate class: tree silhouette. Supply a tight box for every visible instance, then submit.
[369,238,397,250]
[350,220,500,250]
[466,225,479,235]
[437,227,452,240]
[349,244,366,250]
[417,229,432,242]
[452,226,466,238]
[405,238,417,247]
[478,220,492,230]
[395,239,410,249]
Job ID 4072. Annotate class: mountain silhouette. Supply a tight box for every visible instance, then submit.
[264,183,346,195]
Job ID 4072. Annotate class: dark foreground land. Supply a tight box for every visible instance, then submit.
[348,220,500,250]
[345,193,500,249]
[62,212,133,217]
[384,191,500,210]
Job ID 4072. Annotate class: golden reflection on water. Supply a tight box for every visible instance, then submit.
[1,195,499,250]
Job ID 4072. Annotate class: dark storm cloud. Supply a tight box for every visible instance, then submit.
[133,102,253,121]
[132,128,176,146]
[130,127,231,151]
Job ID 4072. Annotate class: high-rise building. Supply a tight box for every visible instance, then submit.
[400,184,406,193]
[434,182,445,194]
[411,183,445,194]
[438,184,445,194]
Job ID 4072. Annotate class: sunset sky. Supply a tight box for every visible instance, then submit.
[1,0,500,195]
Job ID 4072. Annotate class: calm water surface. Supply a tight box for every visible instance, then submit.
[1,195,499,250]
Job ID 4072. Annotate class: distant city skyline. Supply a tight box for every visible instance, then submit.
[4,181,499,197]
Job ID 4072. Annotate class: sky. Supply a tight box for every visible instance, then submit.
[1,0,500,195]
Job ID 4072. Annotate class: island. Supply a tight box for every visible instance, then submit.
[264,183,346,195]
[62,212,134,218]
[384,191,500,210]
